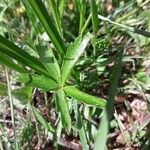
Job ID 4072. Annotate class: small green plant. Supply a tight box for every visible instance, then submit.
[0,0,150,149]
[0,0,106,134]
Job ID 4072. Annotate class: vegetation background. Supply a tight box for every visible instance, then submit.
[0,0,150,149]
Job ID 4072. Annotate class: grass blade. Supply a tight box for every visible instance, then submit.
[55,89,71,133]
[27,0,66,56]
[73,101,89,150]
[47,0,62,36]
[90,0,98,56]
[76,0,86,34]
[94,50,123,150]
[78,111,89,150]
[80,0,99,34]
[58,0,65,19]
[0,35,49,77]
[134,28,150,38]
[32,107,55,133]
[22,0,42,34]
[64,86,106,108]
[90,0,98,33]
[61,33,93,85]
[0,52,27,73]
[98,14,150,37]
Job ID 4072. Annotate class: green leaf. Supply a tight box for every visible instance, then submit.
[90,0,98,33]
[73,100,89,150]
[58,0,65,19]
[98,14,150,38]
[33,107,55,133]
[55,89,71,133]
[36,44,61,83]
[0,52,27,73]
[0,35,49,77]
[61,33,93,85]
[77,0,86,34]
[94,50,123,150]
[27,0,66,56]
[64,86,106,108]
[47,0,62,36]
[18,74,59,91]
[12,86,33,104]
[0,82,7,96]
[22,0,43,34]
[78,110,89,150]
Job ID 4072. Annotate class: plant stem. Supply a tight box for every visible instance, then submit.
[5,67,19,150]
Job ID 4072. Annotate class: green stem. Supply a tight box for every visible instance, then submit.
[81,0,99,34]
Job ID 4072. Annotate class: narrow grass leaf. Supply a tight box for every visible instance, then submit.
[22,0,42,34]
[47,0,62,36]
[27,0,66,56]
[58,0,65,19]
[77,0,86,34]
[98,14,150,37]
[64,86,106,108]
[90,0,98,56]
[36,44,61,83]
[81,0,101,34]
[33,107,55,133]
[78,111,89,150]
[18,74,59,91]
[73,101,89,150]
[81,14,92,34]
[55,89,71,133]
[61,33,93,85]
[90,0,98,33]
[0,35,49,77]
[134,28,150,38]
[94,50,123,150]
[0,52,27,73]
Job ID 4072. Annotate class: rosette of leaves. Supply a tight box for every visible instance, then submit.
[0,0,106,133]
